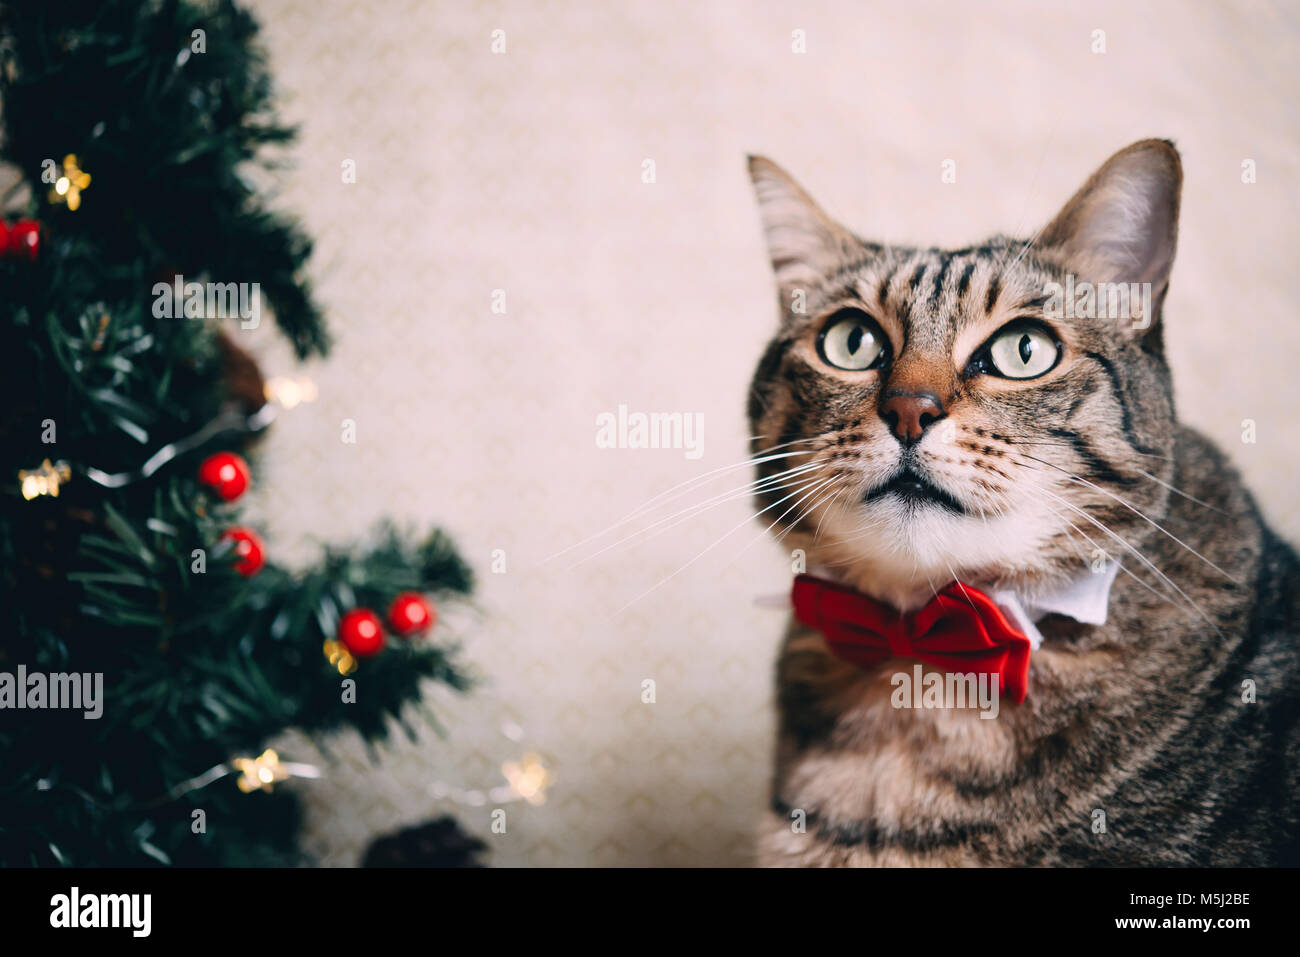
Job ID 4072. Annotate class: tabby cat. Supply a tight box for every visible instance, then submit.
[746,140,1300,866]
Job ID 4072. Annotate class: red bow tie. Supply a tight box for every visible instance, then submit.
[791,575,1032,704]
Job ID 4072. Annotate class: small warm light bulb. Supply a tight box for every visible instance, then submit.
[264,376,317,409]
[18,459,70,500]
[501,753,553,806]
[55,177,70,195]
[234,749,289,793]
[277,380,302,407]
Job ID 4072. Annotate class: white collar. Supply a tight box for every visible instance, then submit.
[758,560,1121,651]
[987,559,1119,650]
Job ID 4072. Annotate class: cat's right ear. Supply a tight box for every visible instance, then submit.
[748,156,855,290]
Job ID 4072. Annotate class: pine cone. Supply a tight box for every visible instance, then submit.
[214,330,267,414]
[360,816,489,868]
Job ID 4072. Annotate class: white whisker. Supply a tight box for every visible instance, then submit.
[543,446,821,564]
[562,461,827,571]
[609,475,835,616]
[1021,453,1241,586]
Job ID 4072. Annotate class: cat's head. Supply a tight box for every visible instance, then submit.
[747,140,1182,608]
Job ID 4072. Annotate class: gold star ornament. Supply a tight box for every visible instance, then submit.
[233,749,291,793]
[19,459,72,500]
[501,753,553,806]
[322,639,358,675]
[49,154,91,211]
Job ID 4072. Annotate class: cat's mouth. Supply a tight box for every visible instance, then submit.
[863,468,965,514]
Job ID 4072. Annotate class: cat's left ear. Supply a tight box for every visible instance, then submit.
[1039,139,1182,326]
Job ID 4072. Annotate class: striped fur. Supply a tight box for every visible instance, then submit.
[747,142,1300,866]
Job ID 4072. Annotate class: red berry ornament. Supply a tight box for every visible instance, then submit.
[387,592,436,637]
[0,220,41,261]
[222,527,265,577]
[339,609,385,657]
[198,451,250,502]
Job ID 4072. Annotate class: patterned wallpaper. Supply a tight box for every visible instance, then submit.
[241,0,1300,865]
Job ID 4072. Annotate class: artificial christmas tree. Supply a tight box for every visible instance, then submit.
[0,0,476,866]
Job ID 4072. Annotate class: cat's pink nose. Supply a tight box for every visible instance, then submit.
[880,391,945,445]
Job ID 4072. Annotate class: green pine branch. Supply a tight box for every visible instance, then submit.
[0,0,479,866]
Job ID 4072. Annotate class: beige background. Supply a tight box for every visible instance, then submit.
[242,0,1300,865]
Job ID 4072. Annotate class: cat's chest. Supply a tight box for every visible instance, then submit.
[770,643,1025,865]
[776,631,1021,809]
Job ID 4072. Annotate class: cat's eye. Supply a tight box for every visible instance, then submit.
[817,309,888,371]
[978,322,1060,380]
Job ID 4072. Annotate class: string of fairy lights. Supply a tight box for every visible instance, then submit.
[18,149,555,818]
[19,370,556,812]
[17,376,314,501]
[156,717,554,810]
